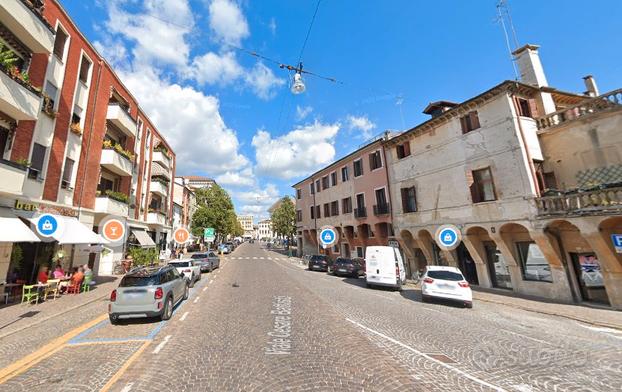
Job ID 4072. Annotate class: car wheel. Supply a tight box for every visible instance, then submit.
[183,284,189,300]
[198,273,202,281]
[366,283,373,289]
[465,301,473,309]
[421,294,430,303]
[161,297,173,320]
[109,314,119,325]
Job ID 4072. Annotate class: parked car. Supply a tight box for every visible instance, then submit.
[218,243,230,254]
[108,265,189,324]
[421,266,473,308]
[331,257,365,278]
[225,242,236,251]
[365,246,406,290]
[190,251,220,272]
[168,260,201,287]
[308,255,329,272]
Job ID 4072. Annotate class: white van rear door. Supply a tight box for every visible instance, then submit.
[394,248,406,283]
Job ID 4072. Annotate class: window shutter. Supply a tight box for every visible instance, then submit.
[528,99,538,118]
[404,141,410,156]
[470,111,480,130]
[411,186,417,211]
[466,171,479,203]
[401,188,408,212]
[460,116,468,134]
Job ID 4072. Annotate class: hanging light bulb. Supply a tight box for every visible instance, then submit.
[291,72,306,94]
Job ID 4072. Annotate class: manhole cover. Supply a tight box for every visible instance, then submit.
[426,353,456,363]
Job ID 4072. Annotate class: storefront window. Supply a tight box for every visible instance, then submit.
[485,243,512,289]
[516,242,552,282]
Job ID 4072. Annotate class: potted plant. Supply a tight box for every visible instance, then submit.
[70,122,82,135]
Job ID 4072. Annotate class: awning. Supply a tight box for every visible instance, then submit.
[132,229,156,247]
[0,208,40,243]
[24,214,108,244]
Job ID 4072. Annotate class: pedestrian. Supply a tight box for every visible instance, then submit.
[171,248,177,259]
[37,266,49,284]
[53,265,65,279]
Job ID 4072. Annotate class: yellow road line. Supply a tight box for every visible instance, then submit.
[69,339,150,347]
[100,340,151,392]
[0,313,108,383]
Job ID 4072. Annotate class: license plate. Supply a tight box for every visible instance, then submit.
[438,283,454,290]
[339,269,347,272]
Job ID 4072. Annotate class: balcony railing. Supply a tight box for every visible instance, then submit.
[535,186,622,216]
[373,203,391,216]
[354,207,367,219]
[536,89,622,131]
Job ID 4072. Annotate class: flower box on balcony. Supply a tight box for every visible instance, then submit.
[102,140,134,162]
[70,122,82,136]
[96,189,130,204]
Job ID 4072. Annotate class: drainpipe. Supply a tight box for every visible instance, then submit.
[381,133,395,243]
[312,179,319,254]
[511,87,541,197]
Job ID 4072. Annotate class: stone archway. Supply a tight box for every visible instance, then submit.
[416,229,436,266]
[399,229,425,278]
[463,226,495,288]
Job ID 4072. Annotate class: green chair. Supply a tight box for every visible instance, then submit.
[21,285,39,304]
[81,275,92,293]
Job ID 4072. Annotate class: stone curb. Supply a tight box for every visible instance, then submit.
[0,282,115,340]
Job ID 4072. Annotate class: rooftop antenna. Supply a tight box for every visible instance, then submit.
[495,0,520,80]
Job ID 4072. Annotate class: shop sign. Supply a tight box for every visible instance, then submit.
[14,199,78,217]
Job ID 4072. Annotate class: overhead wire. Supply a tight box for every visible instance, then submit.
[297,0,322,64]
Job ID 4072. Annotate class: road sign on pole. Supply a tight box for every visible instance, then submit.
[204,227,215,242]
[435,224,461,250]
[318,226,338,249]
[612,234,622,254]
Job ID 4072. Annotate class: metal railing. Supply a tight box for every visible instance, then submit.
[535,186,622,216]
[536,89,622,131]
[354,207,367,219]
[373,203,390,215]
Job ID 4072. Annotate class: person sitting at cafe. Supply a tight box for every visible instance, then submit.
[72,267,84,286]
[53,265,65,279]
[37,266,49,284]
[83,264,93,284]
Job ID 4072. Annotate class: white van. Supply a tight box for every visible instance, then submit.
[365,246,406,290]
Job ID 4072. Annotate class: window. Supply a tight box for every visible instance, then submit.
[333,244,339,253]
[316,179,321,193]
[79,56,91,84]
[315,205,321,219]
[61,158,74,189]
[342,197,352,213]
[310,206,315,219]
[323,203,330,217]
[470,167,496,203]
[28,143,47,180]
[374,188,389,215]
[53,27,68,60]
[396,142,411,159]
[516,97,537,118]
[330,201,339,216]
[310,182,315,194]
[322,176,329,190]
[356,247,364,258]
[516,242,552,282]
[44,82,58,110]
[460,111,481,134]
[353,159,363,177]
[296,188,302,199]
[98,177,116,193]
[330,171,337,186]
[356,193,365,209]
[369,150,382,170]
[401,186,417,213]
[341,166,349,182]
[296,210,302,222]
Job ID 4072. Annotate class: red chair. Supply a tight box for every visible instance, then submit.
[66,279,82,294]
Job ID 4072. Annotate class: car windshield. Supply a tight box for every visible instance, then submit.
[427,270,464,281]
[120,275,159,287]
[336,259,352,264]
[191,254,206,259]
[310,255,327,261]
[169,261,190,268]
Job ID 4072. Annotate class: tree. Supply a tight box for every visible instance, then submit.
[191,184,236,242]
[271,197,296,248]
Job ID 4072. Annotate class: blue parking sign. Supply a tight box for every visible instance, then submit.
[612,234,622,254]
[37,214,58,237]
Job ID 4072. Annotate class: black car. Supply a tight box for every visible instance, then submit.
[331,257,365,278]
[308,255,329,272]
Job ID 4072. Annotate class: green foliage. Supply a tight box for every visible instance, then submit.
[0,44,18,70]
[271,197,296,241]
[128,247,158,266]
[10,244,23,270]
[97,189,129,204]
[191,184,237,241]
[102,140,135,161]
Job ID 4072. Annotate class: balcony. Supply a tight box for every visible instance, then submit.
[147,211,167,226]
[152,150,171,169]
[354,207,367,219]
[535,187,622,217]
[0,69,41,121]
[536,89,622,131]
[0,159,26,194]
[373,203,391,216]
[95,195,129,216]
[150,179,169,197]
[106,104,136,138]
[100,149,132,176]
[0,0,55,55]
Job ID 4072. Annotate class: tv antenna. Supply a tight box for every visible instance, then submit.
[495,0,520,80]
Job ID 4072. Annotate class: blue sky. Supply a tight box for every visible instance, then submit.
[64,0,622,220]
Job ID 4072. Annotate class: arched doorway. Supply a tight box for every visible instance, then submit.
[499,223,552,283]
[468,226,512,289]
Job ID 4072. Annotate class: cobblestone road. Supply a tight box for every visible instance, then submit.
[0,242,620,391]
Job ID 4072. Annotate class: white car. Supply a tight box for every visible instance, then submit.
[168,260,201,287]
[421,266,473,308]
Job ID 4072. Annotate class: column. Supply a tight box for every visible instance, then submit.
[463,234,492,288]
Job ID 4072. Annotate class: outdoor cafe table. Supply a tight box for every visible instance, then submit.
[2,283,23,302]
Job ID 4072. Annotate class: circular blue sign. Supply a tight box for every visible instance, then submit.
[438,228,458,247]
[37,214,58,237]
[319,228,336,246]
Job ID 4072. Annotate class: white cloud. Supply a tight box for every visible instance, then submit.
[233,184,281,218]
[244,62,286,100]
[190,51,243,85]
[215,167,256,188]
[347,115,376,140]
[268,17,277,35]
[208,0,249,45]
[252,121,340,179]
[295,105,313,121]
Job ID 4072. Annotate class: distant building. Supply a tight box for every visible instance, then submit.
[173,178,197,233]
[177,176,216,190]
[237,214,254,238]
[258,219,275,240]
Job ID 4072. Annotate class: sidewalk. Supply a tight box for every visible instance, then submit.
[0,276,119,339]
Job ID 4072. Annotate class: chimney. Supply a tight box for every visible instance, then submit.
[583,75,599,97]
[512,44,548,87]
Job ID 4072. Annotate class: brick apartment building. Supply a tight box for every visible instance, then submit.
[0,0,176,280]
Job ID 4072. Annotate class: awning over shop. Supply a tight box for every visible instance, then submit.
[24,214,108,244]
[0,208,40,242]
[132,229,156,247]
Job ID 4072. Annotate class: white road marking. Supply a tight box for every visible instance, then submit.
[499,328,555,346]
[120,383,134,392]
[260,257,265,259]
[179,311,189,321]
[577,323,622,339]
[152,335,171,354]
[193,297,200,304]
[267,257,272,260]
[253,257,257,259]
[346,319,508,392]
[202,286,208,292]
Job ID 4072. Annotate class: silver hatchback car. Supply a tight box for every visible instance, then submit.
[109,265,189,324]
